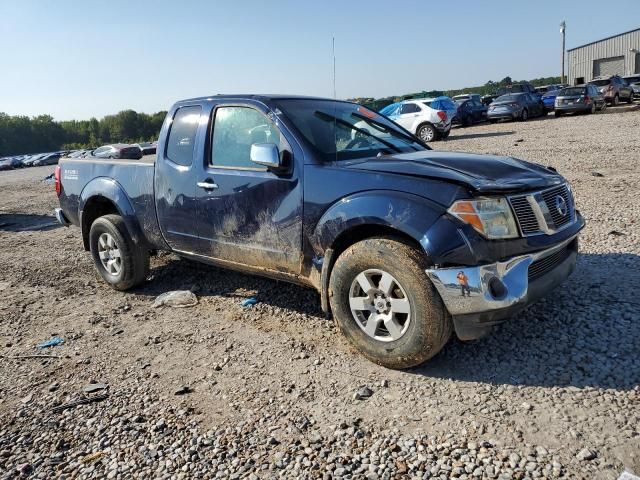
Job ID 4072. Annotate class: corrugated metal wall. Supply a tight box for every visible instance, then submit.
[568,29,640,85]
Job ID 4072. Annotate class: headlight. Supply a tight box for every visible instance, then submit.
[448,198,519,239]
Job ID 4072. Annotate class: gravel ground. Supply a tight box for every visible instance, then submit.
[0,108,639,479]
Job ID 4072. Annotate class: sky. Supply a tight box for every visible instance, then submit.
[1,0,638,120]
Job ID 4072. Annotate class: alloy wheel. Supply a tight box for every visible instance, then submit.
[348,269,411,342]
[97,232,122,276]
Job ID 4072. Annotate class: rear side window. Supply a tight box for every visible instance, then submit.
[166,106,201,166]
[400,103,421,114]
[210,106,281,170]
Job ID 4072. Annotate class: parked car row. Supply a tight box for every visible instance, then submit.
[0,141,157,171]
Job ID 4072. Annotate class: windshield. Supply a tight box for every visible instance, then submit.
[274,99,427,162]
[495,94,520,102]
[560,87,586,96]
[589,79,610,86]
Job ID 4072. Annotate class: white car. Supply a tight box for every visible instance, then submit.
[379,97,456,142]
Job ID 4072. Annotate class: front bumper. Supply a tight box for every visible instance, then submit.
[426,235,578,340]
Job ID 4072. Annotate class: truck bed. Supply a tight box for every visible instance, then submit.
[57,155,166,249]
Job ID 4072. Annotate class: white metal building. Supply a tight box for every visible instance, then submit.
[567,28,640,85]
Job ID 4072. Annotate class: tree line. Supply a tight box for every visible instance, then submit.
[0,110,167,157]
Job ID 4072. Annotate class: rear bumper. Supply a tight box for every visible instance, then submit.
[426,235,579,340]
[487,110,520,120]
[434,122,451,133]
[54,208,71,227]
[555,104,590,113]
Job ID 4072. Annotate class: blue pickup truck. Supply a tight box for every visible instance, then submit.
[54,95,584,369]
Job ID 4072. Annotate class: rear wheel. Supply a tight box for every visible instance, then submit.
[416,123,437,142]
[599,101,607,112]
[613,94,620,106]
[329,238,452,369]
[590,103,596,114]
[555,111,563,118]
[89,214,149,290]
[625,91,634,103]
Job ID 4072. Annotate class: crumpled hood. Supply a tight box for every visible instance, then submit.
[342,150,564,193]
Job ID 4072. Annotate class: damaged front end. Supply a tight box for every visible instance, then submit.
[426,235,579,340]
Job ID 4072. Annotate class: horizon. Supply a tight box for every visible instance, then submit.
[1,0,638,121]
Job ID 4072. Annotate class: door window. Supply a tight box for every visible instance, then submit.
[166,106,201,166]
[210,106,282,170]
[399,103,421,114]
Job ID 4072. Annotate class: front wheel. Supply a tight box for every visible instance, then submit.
[89,214,149,290]
[555,111,563,118]
[521,109,529,121]
[416,123,437,142]
[625,91,634,103]
[590,103,596,114]
[329,238,452,369]
[613,95,619,106]
[599,101,607,112]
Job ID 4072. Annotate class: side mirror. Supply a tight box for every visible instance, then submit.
[250,143,281,170]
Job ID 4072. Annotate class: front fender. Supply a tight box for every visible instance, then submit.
[311,190,446,255]
[79,177,146,248]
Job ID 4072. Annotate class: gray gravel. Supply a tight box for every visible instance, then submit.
[1,107,639,479]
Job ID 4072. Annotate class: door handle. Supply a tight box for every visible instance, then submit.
[197,180,219,190]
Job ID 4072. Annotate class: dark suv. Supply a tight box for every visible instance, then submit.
[588,76,634,105]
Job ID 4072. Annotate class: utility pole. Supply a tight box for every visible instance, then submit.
[560,21,566,84]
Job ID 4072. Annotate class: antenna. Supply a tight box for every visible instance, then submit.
[332,37,336,99]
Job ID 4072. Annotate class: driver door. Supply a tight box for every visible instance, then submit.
[194,103,302,274]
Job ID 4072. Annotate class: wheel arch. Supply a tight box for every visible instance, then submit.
[79,177,146,251]
[312,191,445,314]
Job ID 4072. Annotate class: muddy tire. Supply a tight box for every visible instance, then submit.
[89,214,149,291]
[328,238,451,369]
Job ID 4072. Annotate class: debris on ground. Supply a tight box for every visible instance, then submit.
[51,394,109,413]
[83,383,108,393]
[353,386,374,400]
[36,337,64,349]
[152,290,198,308]
[608,230,627,236]
[174,385,192,395]
[577,448,597,461]
[591,171,605,177]
[241,296,258,308]
[80,451,106,464]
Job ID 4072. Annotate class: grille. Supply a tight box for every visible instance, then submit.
[540,184,573,229]
[528,246,570,281]
[509,195,541,235]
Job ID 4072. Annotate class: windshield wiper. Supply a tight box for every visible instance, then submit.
[350,112,430,150]
[314,111,402,153]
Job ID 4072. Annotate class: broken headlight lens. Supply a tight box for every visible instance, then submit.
[448,198,519,239]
